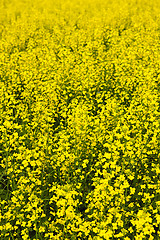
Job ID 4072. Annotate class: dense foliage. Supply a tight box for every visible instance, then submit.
[0,0,160,239]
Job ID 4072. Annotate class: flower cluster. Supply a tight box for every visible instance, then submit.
[0,0,160,239]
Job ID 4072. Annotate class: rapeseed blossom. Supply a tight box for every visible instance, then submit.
[0,0,160,239]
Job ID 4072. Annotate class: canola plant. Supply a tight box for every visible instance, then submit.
[0,0,160,239]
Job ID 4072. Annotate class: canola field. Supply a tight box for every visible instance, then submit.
[0,0,160,239]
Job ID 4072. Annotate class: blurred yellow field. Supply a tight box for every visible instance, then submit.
[0,0,160,239]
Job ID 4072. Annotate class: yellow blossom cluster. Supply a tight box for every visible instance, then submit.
[0,0,160,239]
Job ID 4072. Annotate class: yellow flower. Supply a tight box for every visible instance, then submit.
[156,214,160,224]
[39,226,45,232]
[3,120,11,128]
[22,160,28,167]
[104,152,111,159]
